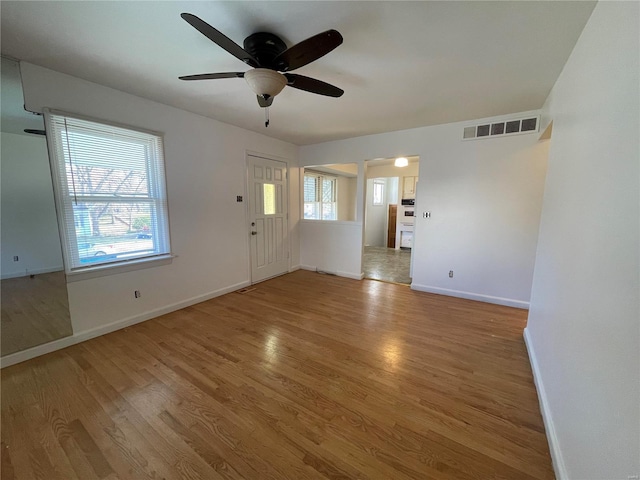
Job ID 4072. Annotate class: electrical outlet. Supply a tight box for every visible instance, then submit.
[236,195,243,202]
[134,290,141,298]
[13,256,19,262]
[449,270,454,278]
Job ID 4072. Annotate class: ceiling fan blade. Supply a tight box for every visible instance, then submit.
[181,13,259,67]
[274,30,343,72]
[24,129,46,136]
[285,74,344,97]
[179,72,245,81]
[257,95,274,107]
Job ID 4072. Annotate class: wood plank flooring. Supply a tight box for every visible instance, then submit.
[1,270,554,479]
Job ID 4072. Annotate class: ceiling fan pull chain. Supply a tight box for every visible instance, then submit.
[265,106,270,128]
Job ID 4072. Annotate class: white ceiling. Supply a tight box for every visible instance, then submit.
[0,1,595,145]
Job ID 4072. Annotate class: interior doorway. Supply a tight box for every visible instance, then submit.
[363,156,419,285]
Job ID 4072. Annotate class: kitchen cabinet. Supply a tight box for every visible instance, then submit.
[400,231,413,248]
[402,176,417,198]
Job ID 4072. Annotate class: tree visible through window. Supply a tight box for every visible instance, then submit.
[45,111,171,272]
[304,173,337,220]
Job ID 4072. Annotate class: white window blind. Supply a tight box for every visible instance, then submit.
[45,110,171,272]
[303,172,336,220]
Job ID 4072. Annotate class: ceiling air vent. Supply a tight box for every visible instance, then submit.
[462,116,539,141]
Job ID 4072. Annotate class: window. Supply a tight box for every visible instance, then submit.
[373,179,385,205]
[263,184,276,215]
[303,172,337,220]
[45,111,171,272]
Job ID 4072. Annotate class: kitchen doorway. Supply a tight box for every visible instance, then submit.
[363,156,419,285]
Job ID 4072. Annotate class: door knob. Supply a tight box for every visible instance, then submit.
[251,231,257,235]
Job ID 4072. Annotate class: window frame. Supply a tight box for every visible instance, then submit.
[372,178,385,206]
[44,109,173,278]
[303,171,338,221]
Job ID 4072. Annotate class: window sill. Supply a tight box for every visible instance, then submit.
[300,219,362,226]
[66,254,175,282]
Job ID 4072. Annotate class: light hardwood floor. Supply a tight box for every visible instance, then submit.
[1,270,554,479]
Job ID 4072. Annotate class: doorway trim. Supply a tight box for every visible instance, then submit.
[245,151,291,284]
[362,156,419,285]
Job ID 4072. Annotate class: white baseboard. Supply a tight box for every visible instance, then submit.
[337,270,364,280]
[0,280,250,369]
[289,264,301,272]
[410,284,529,309]
[299,265,362,280]
[523,327,567,480]
[0,335,79,368]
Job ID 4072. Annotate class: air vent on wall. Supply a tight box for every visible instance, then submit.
[462,116,539,141]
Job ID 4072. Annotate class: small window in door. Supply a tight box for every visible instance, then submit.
[263,184,276,215]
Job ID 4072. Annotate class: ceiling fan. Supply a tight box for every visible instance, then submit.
[179,13,344,124]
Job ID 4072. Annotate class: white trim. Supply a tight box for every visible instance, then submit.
[43,108,172,276]
[337,270,365,280]
[299,265,363,280]
[0,279,250,368]
[250,272,290,286]
[299,219,362,226]
[44,107,163,137]
[523,327,567,480]
[1,265,63,280]
[66,254,174,282]
[246,152,291,283]
[289,264,301,272]
[410,284,529,309]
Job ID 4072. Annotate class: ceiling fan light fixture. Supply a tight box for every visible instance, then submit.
[394,157,409,167]
[244,68,287,101]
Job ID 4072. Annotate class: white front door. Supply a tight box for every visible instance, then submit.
[248,154,289,283]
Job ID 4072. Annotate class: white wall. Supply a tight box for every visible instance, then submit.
[387,177,399,209]
[298,161,365,278]
[336,176,356,221]
[299,221,363,279]
[19,62,299,337]
[366,162,419,181]
[364,177,399,247]
[364,178,386,247]
[300,110,548,307]
[525,3,640,479]
[1,132,64,278]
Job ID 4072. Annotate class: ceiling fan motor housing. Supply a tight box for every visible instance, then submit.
[243,32,287,69]
[178,14,345,105]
